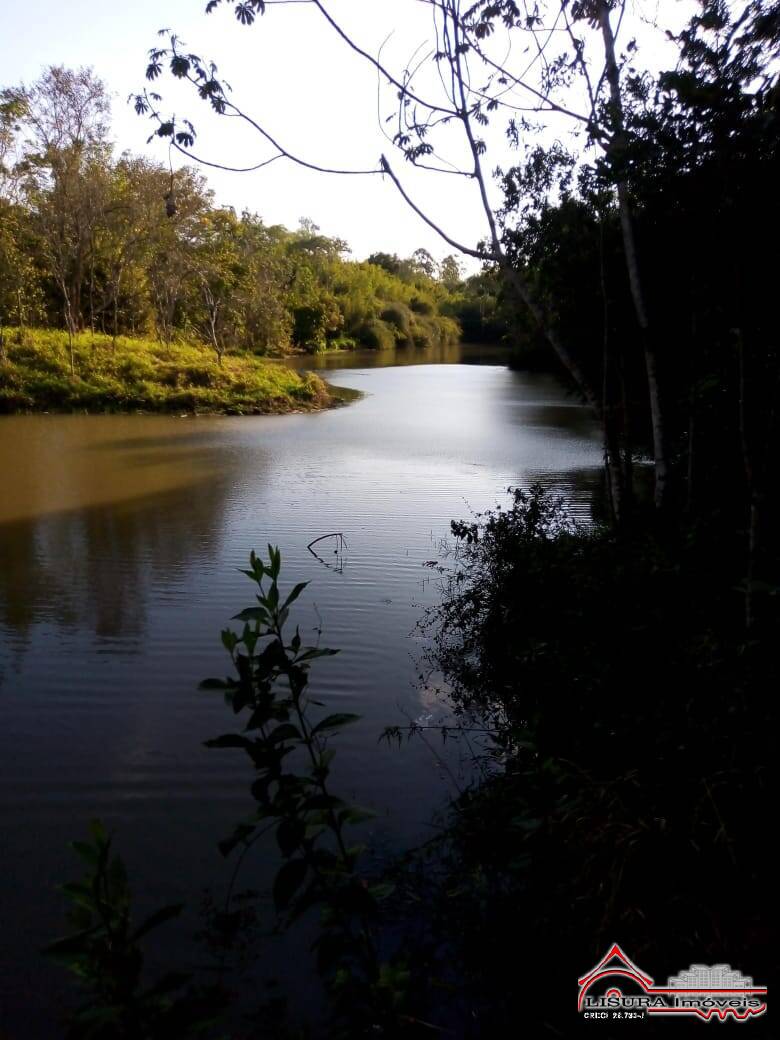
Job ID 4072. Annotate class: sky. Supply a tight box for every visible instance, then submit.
[1,0,694,266]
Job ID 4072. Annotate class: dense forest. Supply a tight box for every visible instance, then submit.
[0,66,507,412]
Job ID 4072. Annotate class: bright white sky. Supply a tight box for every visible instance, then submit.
[1,0,695,266]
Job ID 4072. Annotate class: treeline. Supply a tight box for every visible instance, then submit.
[496,2,779,543]
[0,67,504,363]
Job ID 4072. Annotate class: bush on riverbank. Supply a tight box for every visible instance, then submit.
[0,328,332,415]
[411,486,776,1035]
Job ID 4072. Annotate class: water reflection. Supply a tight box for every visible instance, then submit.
[0,354,604,1038]
[0,418,244,643]
[281,340,512,371]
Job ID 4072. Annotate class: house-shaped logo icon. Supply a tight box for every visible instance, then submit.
[578,944,768,1021]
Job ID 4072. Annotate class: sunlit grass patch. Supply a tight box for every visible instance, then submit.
[0,328,333,415]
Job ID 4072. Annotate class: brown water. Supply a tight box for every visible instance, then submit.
[0,346,603,1035]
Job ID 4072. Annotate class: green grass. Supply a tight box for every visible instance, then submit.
[0,328,335,415]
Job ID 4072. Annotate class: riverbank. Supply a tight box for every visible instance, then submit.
[0,328,337,415]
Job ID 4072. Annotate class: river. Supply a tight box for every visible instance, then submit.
[0,345,603,1036]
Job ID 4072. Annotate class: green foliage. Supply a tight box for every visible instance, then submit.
[0,328,330,414]
[379,303,412,341]
[45,820,223,1039]
[354,318,396,352]
[0,65,481,361]
[201,548,411,1034]
[418,484,776,1032]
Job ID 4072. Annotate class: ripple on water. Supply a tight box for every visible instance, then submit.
[0,357,603,1037]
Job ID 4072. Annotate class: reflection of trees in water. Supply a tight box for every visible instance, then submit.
[0,476,231,657]
[287,342,511,371]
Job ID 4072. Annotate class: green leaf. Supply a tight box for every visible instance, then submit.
[368,882,395,901]
[268,723,303,744]
[204,734,254,750]
[44,926,101,960]
[131,903,183,942]
[232,607,269,622]
[276,819,304,857]
[273,858,308,910]
[199,677,231,690]
[338,806,376,825]
[283,582,308,609]
[305,794,347,811]
[298,647,340,661]
[317,748,336,771]
[218,823,255,857]
[88,819,109,847]
[69,840,99,865]
[312,713,360,736]
[59,882,95,910]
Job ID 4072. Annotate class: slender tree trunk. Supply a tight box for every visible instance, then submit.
[597,1,669,511]
[737,328,778,632]
[598,214,630,524]
[500,263,602,414]
[446,5,606,439]
[64,298,76,377]
[89,254,96,336]
[16,289,26,347]
[685,301,698,514]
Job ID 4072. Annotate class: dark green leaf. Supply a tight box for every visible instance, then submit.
[312,713,360,735]
[204,733,253,750]
[232,607,269,622]
[283,582,308,609]
[199,677,231,690]
[268,723,303,744]
[131,903,184,942]
[273,858,308,910]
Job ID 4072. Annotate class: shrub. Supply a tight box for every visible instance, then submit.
[379,302,412,336]
[409,295,435,316]
[355,318,396,351]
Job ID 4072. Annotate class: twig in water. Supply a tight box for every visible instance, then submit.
[307,532,347,553]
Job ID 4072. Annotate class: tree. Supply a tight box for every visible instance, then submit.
[131,1,631,515]
[133,0,779,523]
[14,67,112,368]
[0,89,26,202]
[0,201,41,357]
[185,207,245,363]
[438,255,463,290]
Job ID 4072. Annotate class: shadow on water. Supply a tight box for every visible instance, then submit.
[0,479,230,643]
[0,417,251,647]
[0,358,606,1038]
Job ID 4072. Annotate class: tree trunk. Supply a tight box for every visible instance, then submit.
[500,262,602,416]
[597,1,669,511]
[64,299,76,377]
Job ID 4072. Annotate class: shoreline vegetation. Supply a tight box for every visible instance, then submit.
[1,66,508,418]
[0,327,352,415]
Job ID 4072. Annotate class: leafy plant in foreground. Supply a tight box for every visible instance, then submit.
[45,820,222,1039]
[201,547,408,1036]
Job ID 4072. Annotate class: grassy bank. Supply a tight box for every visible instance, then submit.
[0,328,335,415]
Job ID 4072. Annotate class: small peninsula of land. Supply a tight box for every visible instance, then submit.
[0,329,337,415]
